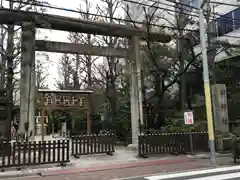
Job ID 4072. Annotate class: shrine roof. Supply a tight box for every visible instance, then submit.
[38,89,93,94]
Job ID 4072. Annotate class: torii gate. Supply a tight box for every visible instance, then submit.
[0,8,171,145]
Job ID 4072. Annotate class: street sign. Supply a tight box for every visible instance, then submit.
[184,111,194,125]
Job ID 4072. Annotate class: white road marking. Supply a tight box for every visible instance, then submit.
[190,172,240,180]
[145,165,240,180]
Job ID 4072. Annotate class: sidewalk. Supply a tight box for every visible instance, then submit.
[0,146,233,179]
[1,157,234,180]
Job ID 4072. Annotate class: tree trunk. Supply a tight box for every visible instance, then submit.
[149,73,164,128]
[6,24,14,140]
[73,53,80,89]
[86,32,93,134]
[178,35,186,111]
[0,24,5,88]
[6,0,14,140]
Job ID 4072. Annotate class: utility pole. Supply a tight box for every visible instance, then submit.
[206,1,217,84]
[199,1,216,165]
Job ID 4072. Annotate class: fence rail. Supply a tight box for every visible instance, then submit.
[71,134,115,157]
[138,132,209,157]
[0,140,70,171]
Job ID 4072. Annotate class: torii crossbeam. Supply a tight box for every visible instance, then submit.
[0,8,171,42]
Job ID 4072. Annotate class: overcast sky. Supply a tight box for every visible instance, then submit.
[2,0,240,90]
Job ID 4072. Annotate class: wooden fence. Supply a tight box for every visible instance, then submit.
[191,132,209,151]
[138,132,209,157]
[71,134,115,158]
[0,132,210,170]
[0,140,70,171]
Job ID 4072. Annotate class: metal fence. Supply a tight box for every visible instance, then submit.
[138,132,209,157]
[0,140,70,171]
[71,134,115,158]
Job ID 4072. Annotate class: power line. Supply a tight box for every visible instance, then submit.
[155,0,233,19]
[124,0,240,38]
[7,0,217,22]
[4,0,170,27]
[158,0,240,39]
[124,0,202,19]
[5,0,239,28]
[125,0,240,41]
[127,0,240,30]
[4,0,240,39]
[154,0,199,10]
[146,0,202,21]
[147,0,221,23]
[8,0,197,18]
[12,0,237,33]
[125,0,240,26]
[211,1,240,7]
[2,0,201,33]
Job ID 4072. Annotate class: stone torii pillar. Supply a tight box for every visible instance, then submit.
[128,36,144,147]
[19,22,36,140]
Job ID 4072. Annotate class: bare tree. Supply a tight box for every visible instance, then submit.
[95,0,125,123]
[36,55,49,90]
[56,0,100,133]
[57,53,73,90]
[123,1,204,126]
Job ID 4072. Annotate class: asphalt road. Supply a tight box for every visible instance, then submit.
[124,164,240,180]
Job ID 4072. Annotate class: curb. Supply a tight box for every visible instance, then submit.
[40,158,197,177]
[0,167,62,179]
[0,170,41,179]
[216,153,231,157]
[188,153,231,159]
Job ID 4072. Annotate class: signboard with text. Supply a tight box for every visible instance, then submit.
[184,111,194,125]
[38,89,93,110]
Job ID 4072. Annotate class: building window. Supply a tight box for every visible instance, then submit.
[79,97,84,107]
[47,95,53,104]
[55,95,61,105]
[63,96,69,105]
[72,96,78,105]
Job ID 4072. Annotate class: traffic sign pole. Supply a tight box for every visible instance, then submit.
[184,111,194,155]
[189,130,194,155]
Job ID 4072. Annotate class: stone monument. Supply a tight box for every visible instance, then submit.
[60,122,67,137]
[35,115,47,136]
[212,84,230,151]
[212,84,229,133]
